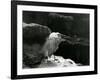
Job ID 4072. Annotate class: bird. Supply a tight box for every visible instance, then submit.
[40,32,71,63]
[23,22,72,67]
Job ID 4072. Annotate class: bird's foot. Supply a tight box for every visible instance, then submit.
[44,56,51,63]
[54,59,60,63]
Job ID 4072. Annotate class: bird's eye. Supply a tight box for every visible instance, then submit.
[57,33,61,37]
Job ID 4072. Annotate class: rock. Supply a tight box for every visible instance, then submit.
[23,23,51,68]
[37,55,78,68]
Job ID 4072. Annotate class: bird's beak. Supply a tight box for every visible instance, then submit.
[60,34,71,41]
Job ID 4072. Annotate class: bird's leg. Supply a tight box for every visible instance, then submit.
[53,55,57,62]
[44,51,49,63]
[53,55,60,63]
[44,56,48,63]
[54,55,56,61]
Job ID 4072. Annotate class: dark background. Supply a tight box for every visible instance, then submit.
[23,11,90,65]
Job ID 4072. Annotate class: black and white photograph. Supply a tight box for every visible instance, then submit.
[11,1,97,79]
[23,11,89,68]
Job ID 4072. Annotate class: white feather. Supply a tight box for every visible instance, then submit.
[49,32,60,39]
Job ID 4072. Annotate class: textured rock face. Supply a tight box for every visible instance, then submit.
[23,23,51,45]
[23,23,51,68]
[23,44,43,68]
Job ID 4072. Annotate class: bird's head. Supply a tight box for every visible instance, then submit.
[48,32,70,42]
